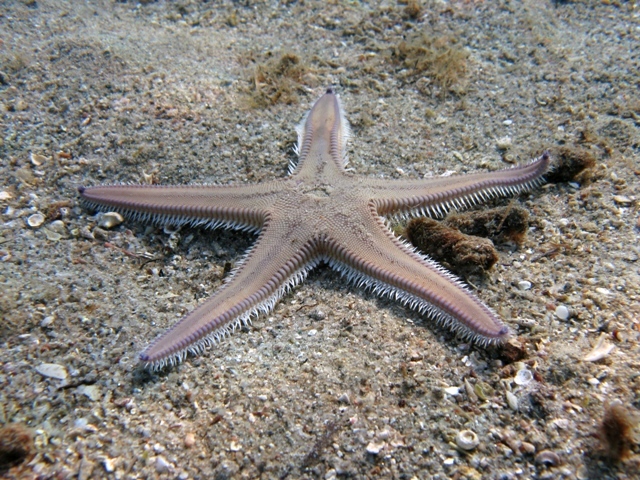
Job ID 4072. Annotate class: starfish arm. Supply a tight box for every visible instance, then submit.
[368,152,550,218]
[291,88,351,180]
[139,223,320,369]
[324,212,509,344]
[78,182,286,232]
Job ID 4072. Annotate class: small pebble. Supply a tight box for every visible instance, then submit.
[444,386,460,396]
[184,432,196,448]
[308,329,317,336]
[338,393,350,404]
[552,418,570,429]
[27,213,45,228]
[409,351,423,362]
[74,418,88,429]
[154,456,171,474]
[98,212,124,229]
[309,309,326,321]
[517,280,532,290]
[0,191,12,200]
[35,363,67,380]
[455,429,480,450]
[506,391,519,411]
[613,195,632,205]
[102,457,115,473]
[40,316,55,327]
[555,305,570,321]
[496,136,512,150]
[595,287,612,296]
[77,385,101,401]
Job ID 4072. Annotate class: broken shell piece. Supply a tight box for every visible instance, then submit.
[98,212,124,229]
[583,332,615,362]
[48,220,66,235]
[30,152,49,166]
[35,363,67,380]
[496,136,512,150]
[366,440,385,455]
[0,191,13,201]
[444,386,460,396]
[43,228,62,242]
[535,450,561,466]
[27,213,45,228]
[455,430,479,451]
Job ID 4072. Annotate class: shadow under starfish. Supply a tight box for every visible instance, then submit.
[79,88,550,370]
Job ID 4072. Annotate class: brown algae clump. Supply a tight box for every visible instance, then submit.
[597,401,639,462]
[405,217,498,275]
[391,34,469,92]
[0,424,34,473]
[249,52,312,107]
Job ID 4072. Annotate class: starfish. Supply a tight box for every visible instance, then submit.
[79,88,549,369]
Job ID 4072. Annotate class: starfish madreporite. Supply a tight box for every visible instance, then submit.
[80,88,550,369]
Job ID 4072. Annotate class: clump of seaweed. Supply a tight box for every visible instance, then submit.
[391,34,469,93]
[445,205,530,246]
[401,0,423,20]
[0,424,34,473]
[248,52,312,107]
[545,146,596,184]
[596,401,639,462]
[404,217,498,276]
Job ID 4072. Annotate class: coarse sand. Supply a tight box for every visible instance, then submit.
[1,1,639,478]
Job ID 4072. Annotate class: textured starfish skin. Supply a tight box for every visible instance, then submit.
[80,88,550,369]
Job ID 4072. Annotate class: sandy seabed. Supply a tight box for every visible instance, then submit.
[1,1,639,478]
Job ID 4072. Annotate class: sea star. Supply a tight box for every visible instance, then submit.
[80,88,549,369]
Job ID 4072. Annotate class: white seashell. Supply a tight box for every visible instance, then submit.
[0,191,13,201]
[98,212,124,229]
[35,363,68,380]
[27,213,45,228]
[514,367,534,386]
[455,430,480,450]
[554,305,570,321]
